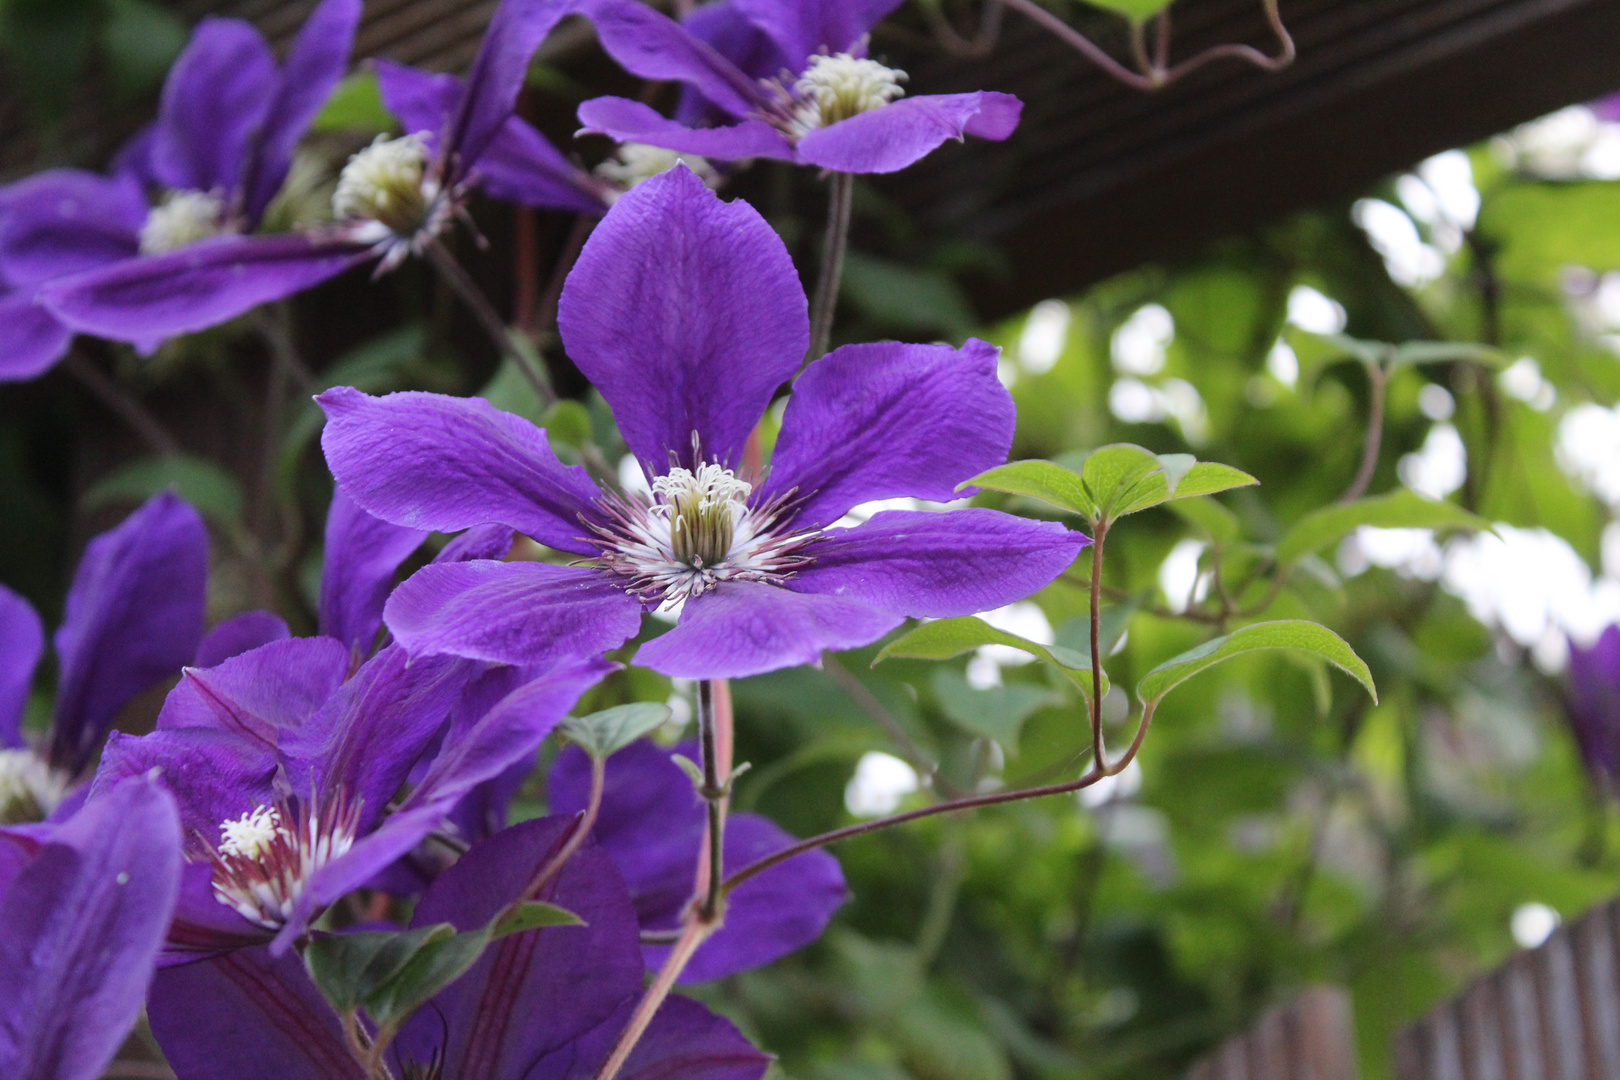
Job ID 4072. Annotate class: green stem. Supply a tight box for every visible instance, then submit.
[1088,519,1109,764]
[426,239,555,406]
[804,171,854,365]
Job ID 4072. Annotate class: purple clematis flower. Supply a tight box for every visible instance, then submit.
[0,0,361,375]
[319,166,1087,679]
[0,774,182,1080]
[92,632,612,957]
[39,0,614,350]
[1567,624,1620,790]
[0,491,207,821]
[146,815,768,1080]
[551,738,845,981]
[570,0,1022,173]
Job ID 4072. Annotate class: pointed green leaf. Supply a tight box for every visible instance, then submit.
[1076,0,1172,21]
[1168,496,1242,546]
[875,617,1109,700]
[1113,461,1259,517]
[361,927,492,1028]
[1157,453,1196,496]
[491,901,586,938]
[1079,444,1161,516]
[558,702,672,760]
[671,753,706,789]
[963,460,1094,518]
[83,455,244,527]
[1274,490,1490,567]
[312,70,392,134]
[929,668,1060,753]
[1136,620,1376,708]
[304,924,456,1012]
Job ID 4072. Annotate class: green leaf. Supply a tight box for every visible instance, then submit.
[876,617,1108,700]
[313,71,394,134]
[1273,490,1490,567]
[1136,620,1376,708]
[82,456,244,527]
[541,400,593,449]
[491,901,586,937]
[1112,460,1259,517]
[1078,444,1161,517]
[361,929,491,1028]
[1075,0,1172,21]
[304,924,456,1012]
[558,703,671,760]
[1168,495,1242,546]
[929,668,1060,752]
[963,459,1094,518]
[840,253,975,337]
[1054,606,1133,662]
[1388,341,1508,369]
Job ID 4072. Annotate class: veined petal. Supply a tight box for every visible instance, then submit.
[0,291,72,382]
[319,486,428,660]
[733,0,903,68]
[383,561,644,667]
[762,338,1014,529]
[575,0,765,118]
[373,58,458,138]
[40,233,372,346]
[51,491,209,778]
[478,114,613,213]
[676,0,792,124]
[193,611,292,670]
[636,581,900,678]
[0,585,42,749]
[558,165,807,471]
[448,0,576,170]
[791,508,1086,616]
[0,169,144,286]
[0,776,182,1080]
[577,96,795,162]
[242,0,363,224]
[159,637,350,747]
[317,387,605,553]
[148,945,366,1080]
[150,18,278,194]
[590,996,770,1080]
[93,728,277,849]
[796,92,1023,174]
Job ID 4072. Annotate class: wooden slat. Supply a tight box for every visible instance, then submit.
[1180,986,1358,1080]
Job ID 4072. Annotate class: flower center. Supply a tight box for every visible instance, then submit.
[0,748,67,825]
[595,144,718,192]
[333,133,434,236]
[139,189,226,255]
[791,54,907,130]
[587,460,817,608]
[205,795,359,929]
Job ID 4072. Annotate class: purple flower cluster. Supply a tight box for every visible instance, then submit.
[0,0,1082,1076]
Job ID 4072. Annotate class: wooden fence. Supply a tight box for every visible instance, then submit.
[1394,897,1620,1080]
[1182,985,1359,1080]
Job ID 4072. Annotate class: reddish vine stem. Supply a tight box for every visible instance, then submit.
[1338,360,1388,504]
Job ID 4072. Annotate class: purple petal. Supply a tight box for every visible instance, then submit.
[50,492,209,777]
[558,166,807,471]
[791,508,1086,616]
[0,776,182,1080]
[374,58,458,137]
[158,637,350,747]
[575,0,765,118]
[160,862,272,964]
[41,233,371,345]
[0,585,42,748]
[448,0,575,169]
[241,0,363,223]
[551,741,845,980]
[0,169,145,286]
[318,387,605,554]
[110,124,161,187]
[796,92,1022,174]
[762,338,1014,529]
[148,945,365,1080]
[732,0,903,67]
[94,728,277,846]
[576,96,795,162]
[384,561,643,667]
[676,1,791,124]
[436,523,515,563]
[320,486,428,660]
[0,290,72,382]
[1568,624,1620,783]
[277,646,469,832]
[391,816,643,1080]
[150,18,278,194]
[194,611,292,669]
[477,114,612,213]
[636,581,900,678]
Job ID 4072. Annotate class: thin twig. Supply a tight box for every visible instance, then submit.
[591,918,713,1080]
[529,215,595,338]
[60,351,180,458]
[804,171,854,365]
[920,0,1003,58]
[1088,520,1108,766]
[696,680,726,920]
[425,238,556,406]
[1338,361,1387,504]
[250,306,316,393]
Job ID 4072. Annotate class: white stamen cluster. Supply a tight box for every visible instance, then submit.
[333,133,438,240]
[206,796,359,929]
[138,190,226,255]
[595,144,719,192]
[791,54,907,132]
[589,461,817,609]
[0,748,67,825]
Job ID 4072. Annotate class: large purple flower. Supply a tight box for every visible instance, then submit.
[146,816,768,1080]
[0,0,361,375]
[319,166,1086,679]
[92,633,611,956]
[0,491,207,820]
[0,774,182,1080]
[571,0,1022,173]
[551,738,846,981]
[1567,624,1620,789]
[39,0,612,349]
